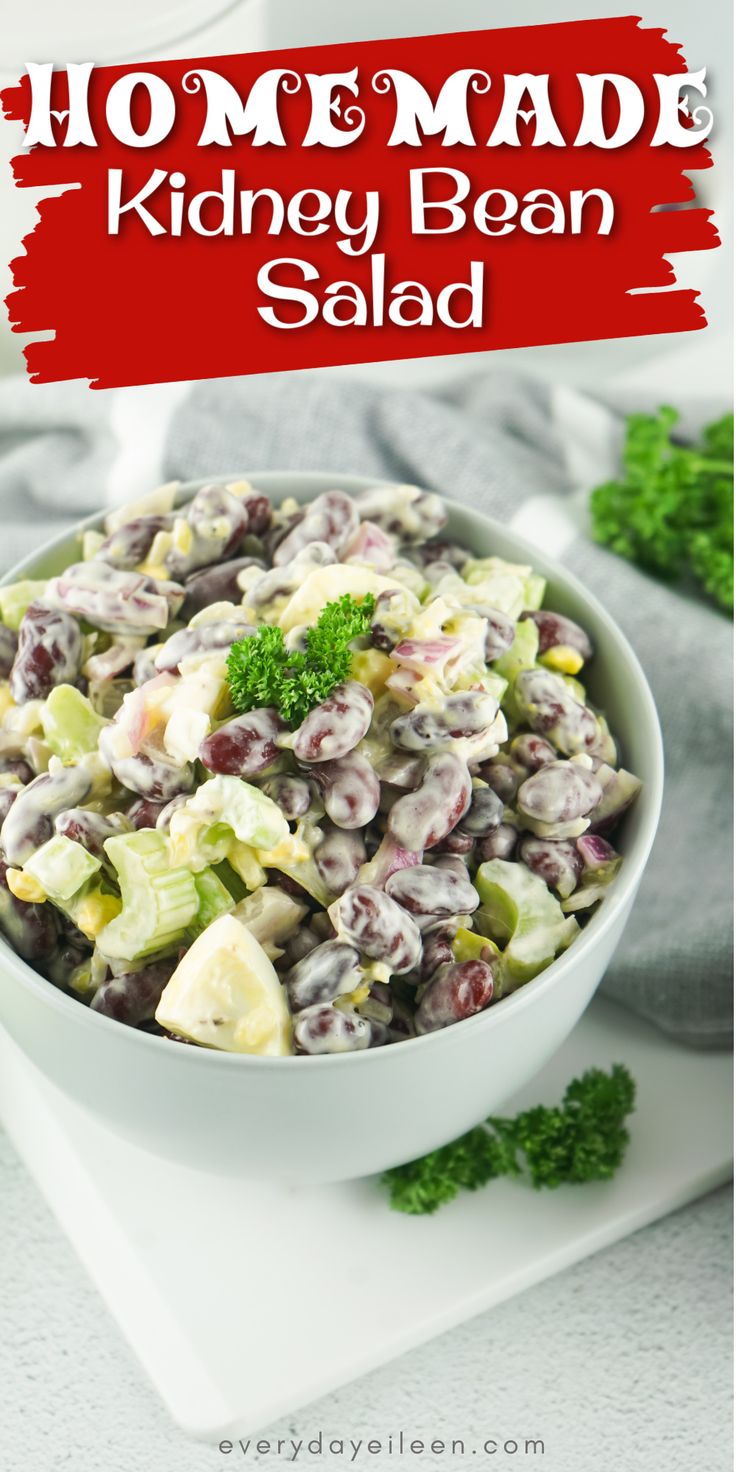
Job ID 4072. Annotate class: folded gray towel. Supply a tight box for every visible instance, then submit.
[0,371,731,1047]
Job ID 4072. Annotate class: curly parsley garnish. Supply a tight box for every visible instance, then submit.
[382,1064,636,1215]
[227,593,375,728]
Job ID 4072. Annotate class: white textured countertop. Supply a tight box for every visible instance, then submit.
[1,1125,731,1472]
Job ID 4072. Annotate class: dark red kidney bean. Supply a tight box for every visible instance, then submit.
[457,786,504,837]
[390,691,498,753]
[514,669,598,756]
[165,485,252,580]
[278,925,322,970]
[388,752,472,852]
[510,733,557,771]
[0,857,59,962]
[293,682,373,764]
[520,609,593,660]
[0,789,19,827]
[478,759,523,804]
[411,538,468,570]
[273,491,359,566]
[99,735,195,803]
[127,797,169,829]
[97,514,174,570]
[10,603,83,704]
[155,620,254,674]
[42,936,93,989]
[91,958,177,1026]
[518,836,583,898]
[260,774,312,821]
[155,793,189,831]
[376,751,424,790]
[481,609,516,662]
[334,884,422,973]
[55,807,133,862]
[181,557,265,618]
[354,485,446,541]
[368,1020,391,1047]
[310,752,380,830]
[1,766,93,866]
[239,490,272,537]
[200,708,286,779]
[386,864,479,920]
[285,939,361,1012]
[477,824,519,862]
[432,829,475,858]
[517,761,603,824]
[249,543,336,611]
[419,923,455,982]
[0,622,18,678]
[369,590,405,653]
[0,756,33,785]
[293,1004,372,1054]
[431,854,470,878]
[314,823,366,896]
[415,959,495,1035]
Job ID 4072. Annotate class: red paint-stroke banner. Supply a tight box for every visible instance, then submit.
[1,18,721,389]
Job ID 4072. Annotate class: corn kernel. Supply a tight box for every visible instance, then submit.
[76,892,122,939]
[541,645,584,676]
[5,868,47,903]
[336,981,372,1012]
[350,648,394,695]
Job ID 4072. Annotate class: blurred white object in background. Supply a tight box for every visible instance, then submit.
[0,0,732,395]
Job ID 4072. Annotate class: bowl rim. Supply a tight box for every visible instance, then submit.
[0,470,664,1072]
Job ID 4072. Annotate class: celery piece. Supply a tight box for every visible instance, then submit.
[24,834,101,903]
[451,926,502,966]
[168,775,289,873]
[0,580,48,630]
[493,617,539,686]
[188,867,235,939]
[97,829,199,962]
[41,684,108,762]
[522,572,547,610]
[475,859,579,994]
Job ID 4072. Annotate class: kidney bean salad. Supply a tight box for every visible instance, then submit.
[0,481,641,1056]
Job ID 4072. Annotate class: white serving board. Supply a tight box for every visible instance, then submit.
[0,997,731,1442]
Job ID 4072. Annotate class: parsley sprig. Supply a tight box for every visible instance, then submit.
[590,407,733,612]
[227,593,375,728]
[382,1065,636,1215]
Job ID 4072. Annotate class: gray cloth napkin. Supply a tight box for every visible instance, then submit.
[0,371,731,1047]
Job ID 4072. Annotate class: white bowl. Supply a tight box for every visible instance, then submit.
[0,472,663,1183]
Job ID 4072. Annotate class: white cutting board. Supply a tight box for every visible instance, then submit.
[0,997,731,1442]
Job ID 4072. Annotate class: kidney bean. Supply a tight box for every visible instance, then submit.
[478,758,523,804]
[10,603,83,704]
[518,836,583,898]
[294,1004,372,1054]
[0,622,18,678]
[0,857,59,963]
[477,824,519,862]
[97,514,174,570]
[333,884,422,973]
[310,752,380,830]
[55,807,133,862]
[165,485,253,580]
[419,922,455,982]
[1,765,93,866]
[457,785,504,836]
[285,939,361,1012]
[388,752,472,852]
[411,538,468,570]
[481,608,516,662]
[354,484,446,542]
[432,829,475,858]
[0,756,33,785]
[126,797,169,829]
[520,609,593,660]
[200,708,286,778]
[91,958,177,1025]
[510,732,557,771]
[293,682,373,764]
[278,925,322,970]
[514,668,599,756]
[315,823,366,896]
[249,543,337,611]
[181,557,264,618]
[99,732,194,803]
[47,563,180,636]
[415,959,495,1034]
[260,773,313,821]
[154,619,253,673]
[517,760,603,824]
[273,491,359,566]
[0,788,19,826]
[390,691,499,753]
[386,864,479,922]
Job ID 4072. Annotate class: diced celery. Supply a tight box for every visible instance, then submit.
[24,834,101,903]
[0,580,48,630]
[41,684,108,762]
[213,859,251,903]
[168,775,289,873]
[522,572,546,610]
[97,829,199,962]
[451,927,502,966]
[493,617,539,685]
[475,859,579,994]
[188,867,235,939]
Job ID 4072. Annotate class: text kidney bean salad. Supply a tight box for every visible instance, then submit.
[0,481,641,1056]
